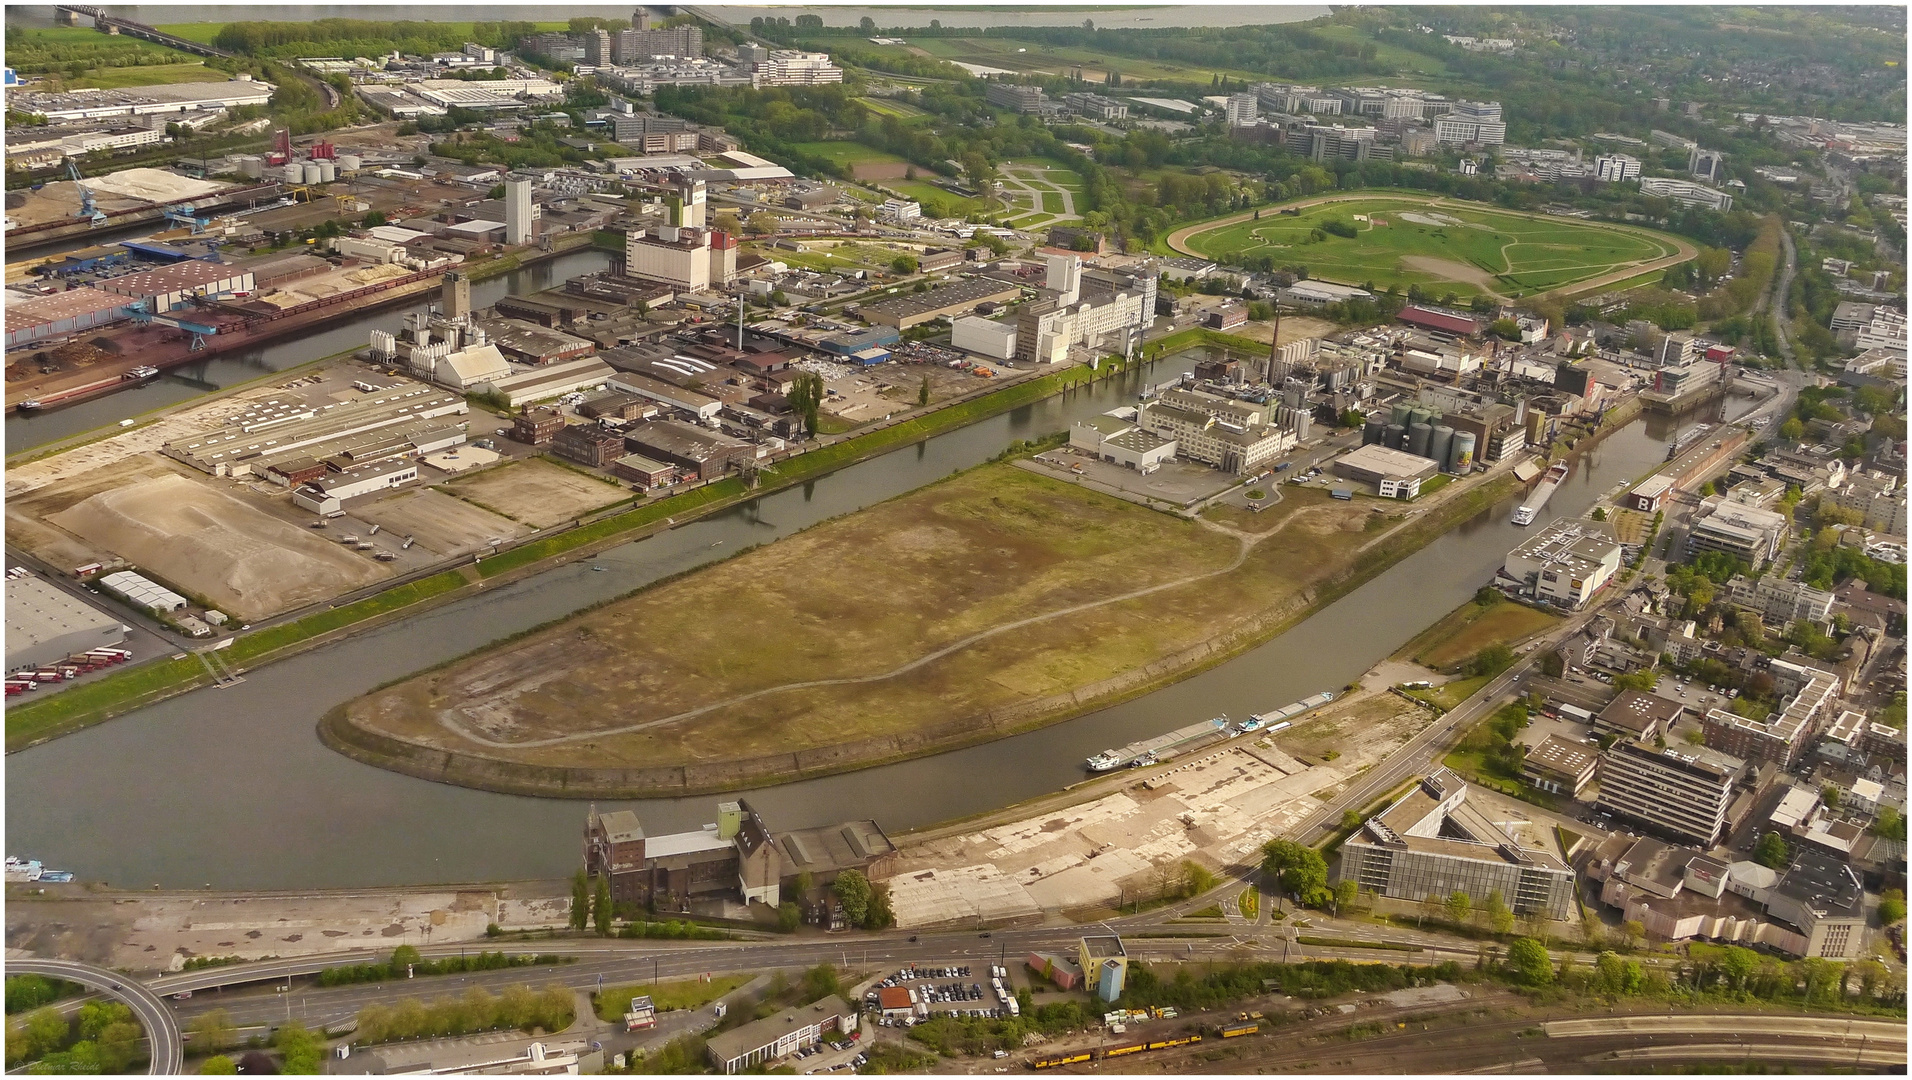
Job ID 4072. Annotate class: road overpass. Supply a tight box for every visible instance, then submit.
[7,958,184,1075]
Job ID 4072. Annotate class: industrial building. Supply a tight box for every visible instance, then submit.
[584,802,892,915]
[950,315,1017,360]
[622,419,752,481]
[1138,388,1295,475]
[12,80,276,122]
[1500,519,1623,609]
[1336,769,1576,920]
[606,371,723,421]
[475,357,614,408]
[1332,444,1441,499]
[6,577,126,673]
[98,571,187,615]
[291,459,425,514]
[552,423,628,469]
[862,279,1023,330]
[94,261,255,312]
[4,287,140,348]
[1068,414,1177,472]
[163,381,469,478]
[1595,740,1747,846]
[705,996,852,1074]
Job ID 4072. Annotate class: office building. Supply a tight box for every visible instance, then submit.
[615,11,703,61]
[876,198,921,224]
[1595,740,1745,846]
[1595,153,1642,182]
[1722,574,1835,626]
[1500,519,1623,609]
[705,997,853,1074]
[1225,92,1259,127]
[985,82,1048,113]
[750,51,843,86]
[1433,100,1506,145]
[1060,92,1127,120]
[1686,496,1787,568]
[1701,659,1840,769]
[1079,937,1128,1003]
[1522,735,1597,797]
[1638,176,1734,211]
[1337,769,1576,920]
[1690,147,1725,183]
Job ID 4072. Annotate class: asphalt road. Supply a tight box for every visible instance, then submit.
[8,957,184,1075]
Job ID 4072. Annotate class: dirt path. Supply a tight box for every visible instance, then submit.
[438,500,1331,750]
[1163,193,1697,303]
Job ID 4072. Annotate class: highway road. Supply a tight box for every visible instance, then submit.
[8,957,184,1075]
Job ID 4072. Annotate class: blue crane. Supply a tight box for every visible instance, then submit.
[126,306,220,351]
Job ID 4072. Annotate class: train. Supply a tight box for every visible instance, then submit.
[1031,1034,1204,1068]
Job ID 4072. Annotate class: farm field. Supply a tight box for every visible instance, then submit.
[1180,196,1685,300]
[335,466,1405,789]
[790,141,907,167]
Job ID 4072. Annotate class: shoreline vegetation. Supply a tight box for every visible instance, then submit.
[5,345,1169,753]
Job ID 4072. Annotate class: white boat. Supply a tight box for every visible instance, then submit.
[1086,750,1125,772]
[1510,505,1538,526]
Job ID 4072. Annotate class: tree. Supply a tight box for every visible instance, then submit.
[1780,417,1804,442]
[1592,506,1607,521]
[1540,651,1565,677]
[188,1009,238,1054]
[1259,839,1327,898]
[793,871,814,899]
[1505,938,1554,985]
[788,372,825,437]
[777,901,802,932]
[890,254,918,275]
[1339,408,1365,429]
[833,869,873,926]
[859,15,876,32]
[1485,890,1515,935]
[273,1020,326,1075]
[770,289,788,306]
[1490,317,1521,340]
[1621,920,1646,948]
[1879,889,1906,925]
[594,874,613,935]
[1333,879,1358,914]
[1721,945,1759,990]
[745,211,780,235]
[390,944,421,970]
[200,1056,239,1074]
[918,375,931,407]
[1444,891,1471,926]
[570,869,589,929]
[1753,831,1790,870]
[361,210,386,228]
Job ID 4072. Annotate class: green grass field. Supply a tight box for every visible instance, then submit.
[1400,598,1561,672]
[889,179,982,215]
[789,141,909,168]
[1040,191,1065,215]
[150,19,571,44]
[856,96,925,119]
[593,975,749,1022]
[908,34,1266,85]
[66,62,218,89]
[1308,24,1448,75]
[1184,197,1681,300]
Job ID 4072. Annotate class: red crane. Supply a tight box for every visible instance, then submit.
[266,128,292,166]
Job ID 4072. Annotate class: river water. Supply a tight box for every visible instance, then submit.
[5,360,1745,890]
[4,250,616,452]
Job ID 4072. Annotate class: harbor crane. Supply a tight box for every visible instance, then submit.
[65,161,107,226]
[127,306,221,352]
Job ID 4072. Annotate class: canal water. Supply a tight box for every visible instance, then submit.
[4,250,616,452]
[5,366,1750,890]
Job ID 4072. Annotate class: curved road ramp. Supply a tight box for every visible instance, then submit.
[7,958,184,1075]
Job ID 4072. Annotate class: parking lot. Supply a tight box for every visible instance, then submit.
[866,963,1018,1028]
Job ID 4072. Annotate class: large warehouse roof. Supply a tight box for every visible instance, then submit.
[6,577,125,671]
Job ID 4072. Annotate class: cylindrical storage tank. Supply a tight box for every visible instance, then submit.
[1363,417,1386,446]
[237,155,262,179]
[1384,423,1406,450]
[282,162,304,183]
[1430,425,1454,470]
[318,160,336,182]
[1451,431,1477,472]
[1410,407,1434,431]
[339,153,361,172]
[1390,402,1412,428]
[1407,422,1433,458]
[304,162,323,184]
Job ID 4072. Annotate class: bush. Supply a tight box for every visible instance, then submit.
[1321,219,1358,238]
[354,983,574,1045]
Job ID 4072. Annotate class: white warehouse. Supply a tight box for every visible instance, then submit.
[950,315,1017,360]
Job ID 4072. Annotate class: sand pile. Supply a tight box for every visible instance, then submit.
[86,168,228,203]
[50,473,388,620]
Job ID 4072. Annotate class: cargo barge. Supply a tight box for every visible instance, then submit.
[1510,461,1570,526]
[1085,690,1335,772]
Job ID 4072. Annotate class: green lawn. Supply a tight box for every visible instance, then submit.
[1041,191,1066,215]
[908,34,1267,84]
[888,179,982,215]
[789,141,909,168]
[593,975,749,1022]
[67,62,218,89]
[856,96,924,119]
[1184,197,1681,300]
[1308,24,1449,75]
[1407,674,1492,711]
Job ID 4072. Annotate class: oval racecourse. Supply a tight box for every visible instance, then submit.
[1166,192,1695,301]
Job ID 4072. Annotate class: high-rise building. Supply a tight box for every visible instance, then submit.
[1433,99,1506,145]
[1595,741,1745,846]
[1595,153,1641,182]
[1689,147,1725,183]
[1045,253,1081,305]
[504,177,533,245]
[584,28,614,65]
[1225,92,1259,127]
[615,19,703,62]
